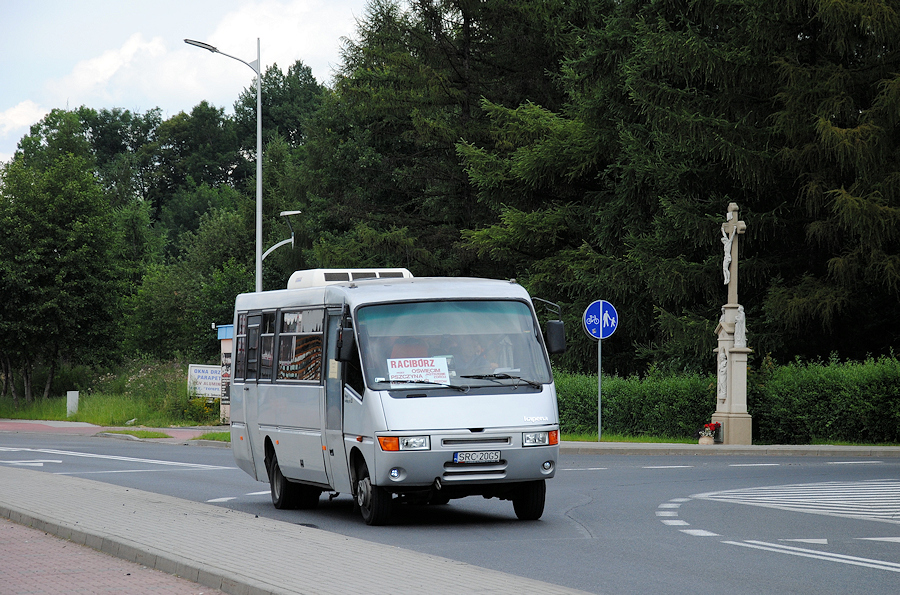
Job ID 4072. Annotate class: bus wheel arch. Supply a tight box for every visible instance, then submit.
[349,449,392,525]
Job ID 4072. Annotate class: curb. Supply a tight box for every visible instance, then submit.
[558,442,900,457]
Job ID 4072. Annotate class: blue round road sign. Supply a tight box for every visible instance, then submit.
[583,300,618,340]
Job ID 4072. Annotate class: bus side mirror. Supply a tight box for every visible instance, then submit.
[337,326,355,362]
[545,320,566,354]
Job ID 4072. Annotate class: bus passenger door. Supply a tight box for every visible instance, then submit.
[323,312,352,493]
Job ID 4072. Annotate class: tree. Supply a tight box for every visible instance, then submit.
[302,0,568,276]
[234,60,325,149]
[0,152,124,401]
[457,0,900,373]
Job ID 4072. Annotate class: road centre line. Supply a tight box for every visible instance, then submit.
[723,540,900,573]
[828,461,883,465]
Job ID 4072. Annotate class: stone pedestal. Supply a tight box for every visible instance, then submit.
[714,305,753,445]
[711,412,752,445]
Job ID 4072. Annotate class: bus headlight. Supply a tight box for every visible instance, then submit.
[378,436,431,451]
[523,430,559,446]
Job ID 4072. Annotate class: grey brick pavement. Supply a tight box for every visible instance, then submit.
[0,466,593,595]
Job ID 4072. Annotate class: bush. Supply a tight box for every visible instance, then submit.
[555,369,715,437]
[555,353,900,444]
[749,354,900,444]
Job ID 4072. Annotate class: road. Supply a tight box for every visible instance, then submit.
[1,432,898,594]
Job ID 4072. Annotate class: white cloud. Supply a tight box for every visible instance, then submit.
[0,0,368,158]
[0,100,50,162]
[46,33,167,106]
[0,100,49,137]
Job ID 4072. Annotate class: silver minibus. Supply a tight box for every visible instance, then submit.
[229,269,565,525]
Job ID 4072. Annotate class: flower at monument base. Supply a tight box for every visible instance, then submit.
[699,422,721,438]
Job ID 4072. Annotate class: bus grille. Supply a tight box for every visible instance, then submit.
[442,460,507,480]
[441,437,511,447]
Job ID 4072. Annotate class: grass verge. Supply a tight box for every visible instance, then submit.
[103,430,173,439]
[195,431,230,442]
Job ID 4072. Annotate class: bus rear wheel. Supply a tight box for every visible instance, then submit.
[268,452,320,510]
[512,479,546,520]
[355,462,392,525]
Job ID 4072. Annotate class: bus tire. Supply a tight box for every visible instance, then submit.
[268,452,298,509]
[512,479,546,520]
[355,462,392,525]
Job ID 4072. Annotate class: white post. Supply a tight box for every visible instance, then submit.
[66,391,79,417]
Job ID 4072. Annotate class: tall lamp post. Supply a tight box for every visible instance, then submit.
[185,37,263,292]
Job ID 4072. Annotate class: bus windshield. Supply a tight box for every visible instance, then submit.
[355,300,552,390]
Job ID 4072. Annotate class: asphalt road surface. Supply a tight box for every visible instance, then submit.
[1,433,898,595]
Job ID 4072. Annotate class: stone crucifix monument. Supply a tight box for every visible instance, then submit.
[712,203,752,445]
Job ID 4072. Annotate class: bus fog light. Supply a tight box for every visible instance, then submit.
[388,467,406,481]
[542,461,552,471]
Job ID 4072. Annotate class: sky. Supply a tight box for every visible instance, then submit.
[0,0,371,163]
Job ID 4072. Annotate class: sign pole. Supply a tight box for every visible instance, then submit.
[583,299,618,443]
[597,336,602,440]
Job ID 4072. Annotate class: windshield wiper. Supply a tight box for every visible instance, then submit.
[377,379,468,392]
[459,374,542,389]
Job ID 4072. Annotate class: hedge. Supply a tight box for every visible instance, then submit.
[554,354,900,444]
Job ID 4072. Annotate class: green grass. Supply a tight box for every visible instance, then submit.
[0,358,224,427]
[104,430,173,439]
[195,431,231,442]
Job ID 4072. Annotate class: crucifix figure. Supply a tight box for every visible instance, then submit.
[721,202,747,304]
[713,202,752,445]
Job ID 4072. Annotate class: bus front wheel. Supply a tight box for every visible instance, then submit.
[355,462,392,525]
[512,479,546,520]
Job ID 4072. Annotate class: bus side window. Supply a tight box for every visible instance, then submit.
[277,309,324,381]
[345,341,365,397]
[246,314,261,380]
[259,312,276,381]
[234,313,248,380]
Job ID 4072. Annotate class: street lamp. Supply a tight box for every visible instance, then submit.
[185,37,264,292]
[262,210,302,261]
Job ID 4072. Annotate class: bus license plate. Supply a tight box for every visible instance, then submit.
[453,451,500,464]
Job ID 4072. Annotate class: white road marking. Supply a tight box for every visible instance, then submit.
[828,461,883,465]
[0,459,63,467]
[662,520,690,526]
[724,540,900,573]
[643,465,693,469]
[0,447,232,470]
[693,479,900,524]
[857,537,900,543]
[247,491,270,496]
[656,511,679,517]
[783,539,828,545]
[206,497,237,503]
[658,503,682,508]
[729,463,780,467]
[681,529,719,537]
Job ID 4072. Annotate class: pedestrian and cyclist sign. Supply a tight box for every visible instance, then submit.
[583,300,618,340]
[582,299,618,441]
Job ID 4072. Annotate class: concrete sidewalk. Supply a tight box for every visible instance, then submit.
[0,465,594,595]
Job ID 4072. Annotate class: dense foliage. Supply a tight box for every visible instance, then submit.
[1,0,898,402]
[556,354,900,444]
